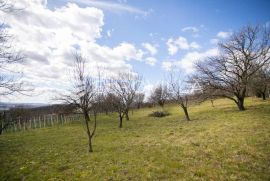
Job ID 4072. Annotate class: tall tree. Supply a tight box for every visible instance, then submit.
[194,25,270,110]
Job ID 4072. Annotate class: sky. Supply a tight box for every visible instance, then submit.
[1,0,270,103]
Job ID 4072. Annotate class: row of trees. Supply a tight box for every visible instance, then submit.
[2,23,270,152]
[60,53,143,152]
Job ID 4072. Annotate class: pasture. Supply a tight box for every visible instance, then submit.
[0,98,270,180]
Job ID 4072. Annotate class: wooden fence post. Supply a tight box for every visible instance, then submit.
[19,118,21,130]
[13,121,16,132]
[39,116,41,128]
[43,115,46,127]
[34,117,36,129]
[51,115,53,126]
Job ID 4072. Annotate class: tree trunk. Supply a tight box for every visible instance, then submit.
[211,99,214,107]
[262,92,266,100]
[88,136,93,152]
[84,111,93,152]
[236,97,245,111]
[119,114,123,128]
[125,110,129,121]
[182,106,190,121]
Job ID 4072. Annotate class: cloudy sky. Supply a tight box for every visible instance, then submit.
[1,0,270,103]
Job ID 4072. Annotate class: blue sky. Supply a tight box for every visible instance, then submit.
[1,0,270,103]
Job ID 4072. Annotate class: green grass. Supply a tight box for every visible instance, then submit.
[1,98,270,180]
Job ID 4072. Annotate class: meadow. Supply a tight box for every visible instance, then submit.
[0,98,270,180]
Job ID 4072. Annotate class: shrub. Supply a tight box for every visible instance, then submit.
[149,111,170,118]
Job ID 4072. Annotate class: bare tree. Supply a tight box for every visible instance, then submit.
[149,83,169,108]
[133,93,145,109]
[60,53,98,152]
[107,93,126,128]
[194,25,270,111]
[0,1,29,96]
[110,72,142,122]
[168,73,191,121]
[249,67,270,100]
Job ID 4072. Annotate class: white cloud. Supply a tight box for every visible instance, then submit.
[142,43,157,55]
[167,36,200,55]
[1,1,145,103]
[161,61,173,71]
[142,83,154,99]
[71,0,148,15]
[145,57,157,66]
[178,48,219,73]
[190,42,200,49]
[217,31,232,39]
[210,38,219,44]
[181,26,199,33]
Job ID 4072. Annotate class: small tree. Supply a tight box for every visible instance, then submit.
[249,67,270,100]
[61,53,98,152]
[134,93,145,109]
[168,73,191,121]
[107,93,126,128]
[194,25,270,111]
[149,84,169,108]
[110,72,142,122]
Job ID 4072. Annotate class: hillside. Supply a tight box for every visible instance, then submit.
[0,98,270,180]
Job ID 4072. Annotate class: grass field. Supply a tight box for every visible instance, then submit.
[0,98,270,180]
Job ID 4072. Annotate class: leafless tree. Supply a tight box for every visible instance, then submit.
[60,53,98,152]
[109,72,142,122]
[168,73,191,121]
[194,25,270,111]
[149,83,169,108]
[107,93,126,128]
[249,67,270,100]
[0,0,29,96]
[133,93,145,109]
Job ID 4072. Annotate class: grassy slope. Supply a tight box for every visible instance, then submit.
[0,98,270,181]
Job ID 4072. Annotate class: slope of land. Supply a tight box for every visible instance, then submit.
[0,98,270,180]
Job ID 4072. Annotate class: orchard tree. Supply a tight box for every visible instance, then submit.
[168,73,191,121]
[134,93,145,109]
[249,67,270,100]
[61,53,98,152]
[110,72,142,122]
[194,25,270,111]
[150,83,169,108]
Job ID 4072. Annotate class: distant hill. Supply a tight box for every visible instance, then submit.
[0,102,49,111]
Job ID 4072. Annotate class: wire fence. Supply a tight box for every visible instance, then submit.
[0,114,84,134]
